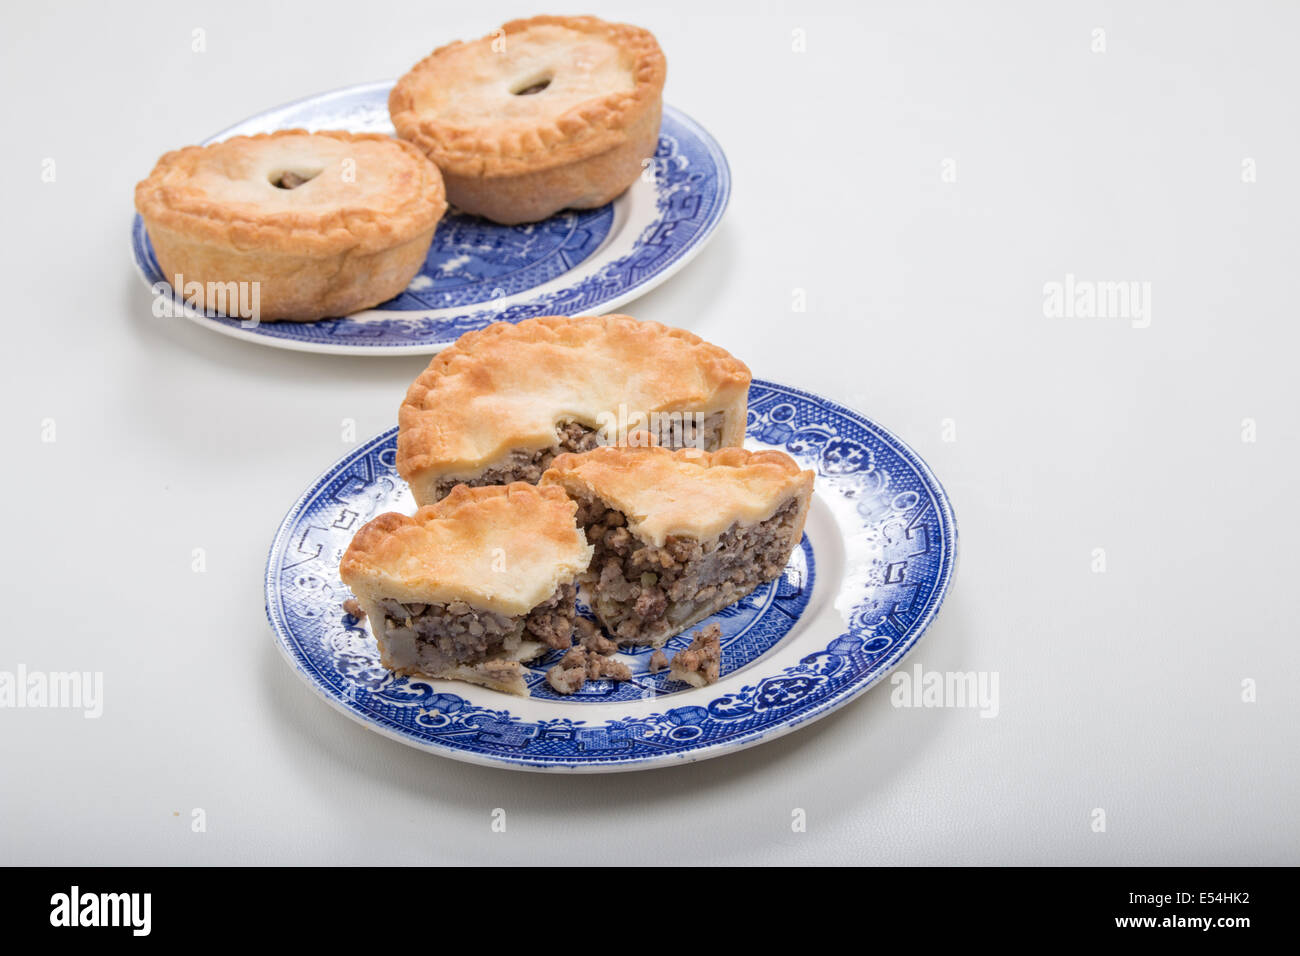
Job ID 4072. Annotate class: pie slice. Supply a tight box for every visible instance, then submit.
[396,315,751,508]
[540,445,814,647]
[390,15,666,224]
[134,129,447,321]
[339,483,592,696]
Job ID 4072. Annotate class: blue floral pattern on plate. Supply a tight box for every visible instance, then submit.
[265,381,958,771]
[130,82,730,355]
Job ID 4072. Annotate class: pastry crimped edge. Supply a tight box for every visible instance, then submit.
[134,129,448,254]
[540,444,815,549]
[396,315,752,505]
[389,15,667,179]
[339,482,592,617]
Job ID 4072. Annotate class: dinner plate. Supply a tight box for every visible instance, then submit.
[265,380,958,771]
[130,81,730,355]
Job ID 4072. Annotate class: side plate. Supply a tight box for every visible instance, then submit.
[265,380,958,771]
[131,82,731,355]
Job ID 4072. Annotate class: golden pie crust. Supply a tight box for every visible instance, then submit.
[134,129,447,322]
[540,445,814,549]
[389,15,666,224]
[339,483,591,617]
[396,315,752,507]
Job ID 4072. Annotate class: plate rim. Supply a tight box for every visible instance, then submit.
[129,82,732,357]
[264,379,959,772]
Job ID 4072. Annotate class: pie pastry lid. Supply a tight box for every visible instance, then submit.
[389,15,667,179]
[541,445,816,548]
[134,129,447,254]
[339,482,592,617]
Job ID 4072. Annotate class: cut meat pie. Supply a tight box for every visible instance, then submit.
[134,130,447,321]
[541,446,814,647]
[397,315,751,508]
[390,15,666,224]
[339,483,592,696]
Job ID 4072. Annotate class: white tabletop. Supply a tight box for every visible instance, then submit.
[2,0,1297,865]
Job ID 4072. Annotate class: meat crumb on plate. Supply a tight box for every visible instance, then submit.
[546,646,632,695]
[669,623,722,687]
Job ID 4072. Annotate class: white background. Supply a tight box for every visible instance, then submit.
[2,0,1297,865]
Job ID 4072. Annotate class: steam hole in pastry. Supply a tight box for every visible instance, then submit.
[270,169,321,189]
[512,76,552,96]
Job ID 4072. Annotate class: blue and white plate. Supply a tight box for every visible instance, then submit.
[130,81,730,355]
[265,381,958,772]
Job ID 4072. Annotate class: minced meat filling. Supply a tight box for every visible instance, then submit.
[636,410,726,451]
[574,616,618,656]
[669,623,723,686]
[574,495,801,645]
[429,413,727,502]
[430,421,603,501]
[379,582,577,674]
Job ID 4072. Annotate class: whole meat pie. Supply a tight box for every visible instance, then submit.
[396,315,752,508]
[389,15,666,224]
[540,446,815,647]
[339,483,592,696]
[134,130,447,321]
